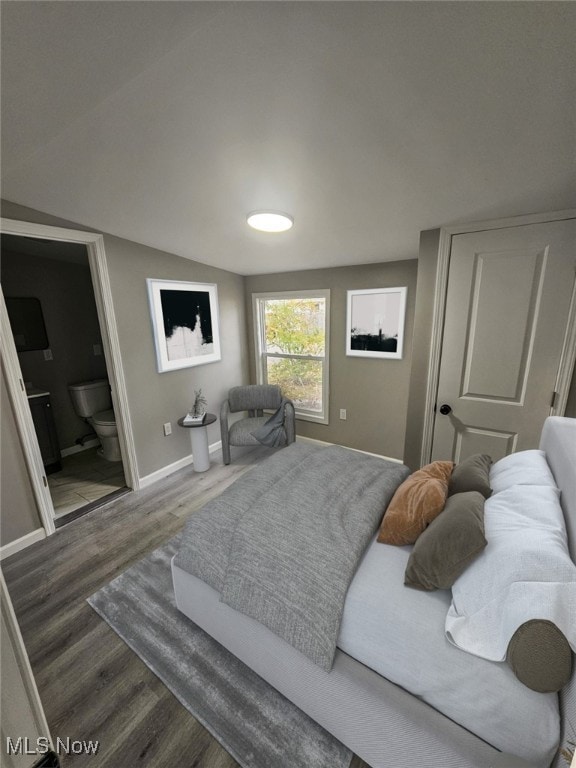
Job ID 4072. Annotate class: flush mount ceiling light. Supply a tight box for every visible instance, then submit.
[246,211,294,233]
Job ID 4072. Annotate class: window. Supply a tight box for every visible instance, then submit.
[253,290,330,424]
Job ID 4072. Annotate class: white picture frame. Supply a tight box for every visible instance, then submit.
[147,279,221,372]
[346,287,407,360]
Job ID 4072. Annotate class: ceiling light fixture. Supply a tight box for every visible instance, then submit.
[247,211,294,233]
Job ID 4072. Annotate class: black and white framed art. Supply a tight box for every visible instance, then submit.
[346,287,407,360]
[147,279,221,372]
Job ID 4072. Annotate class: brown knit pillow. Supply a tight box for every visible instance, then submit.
[378,461,454,546]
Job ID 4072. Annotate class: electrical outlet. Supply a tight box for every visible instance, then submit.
[43,348,53,361]
[339,408,347,420]
[163,422,172,436]
[93,343,102,356]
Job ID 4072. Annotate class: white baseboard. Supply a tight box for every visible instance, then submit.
[138,440,223,489]
[295,435,333,447]
[0,528,46,561]
[296,435,403,464]
[61,438,100,458]
[139,455,193,489]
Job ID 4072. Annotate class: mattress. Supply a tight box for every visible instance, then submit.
[338,536,559,766]
[172,559,512,768]
[174,534,559,768]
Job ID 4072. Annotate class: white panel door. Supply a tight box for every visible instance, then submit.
[431,219,576,462]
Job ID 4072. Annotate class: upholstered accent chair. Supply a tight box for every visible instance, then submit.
[220,384,296,465]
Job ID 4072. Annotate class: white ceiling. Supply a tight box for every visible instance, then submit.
[2,2,575,275]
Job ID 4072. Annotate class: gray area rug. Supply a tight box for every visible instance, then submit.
[88,536,352,768]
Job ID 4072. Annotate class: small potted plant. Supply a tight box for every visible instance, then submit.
[184,389,208,424]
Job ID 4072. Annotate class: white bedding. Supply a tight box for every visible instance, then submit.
[446,484,576,661]
[337,536,560,766]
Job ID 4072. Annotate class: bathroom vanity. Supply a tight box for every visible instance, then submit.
[27,389,61,474]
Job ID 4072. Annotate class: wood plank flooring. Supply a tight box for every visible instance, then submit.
[2,445,368,768]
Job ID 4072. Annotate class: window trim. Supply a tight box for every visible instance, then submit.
[252,290,330,425]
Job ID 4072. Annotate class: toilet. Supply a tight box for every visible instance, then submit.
[68,379,121,462]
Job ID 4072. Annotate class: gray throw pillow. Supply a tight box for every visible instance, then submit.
[404,491,486,591]
[448,454,492,498]
[507,619,572,693]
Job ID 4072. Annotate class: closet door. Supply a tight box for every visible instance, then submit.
[431,218,576,462]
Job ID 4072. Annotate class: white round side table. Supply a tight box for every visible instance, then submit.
[177,413,217,472]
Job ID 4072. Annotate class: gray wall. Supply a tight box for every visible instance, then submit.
[245,260,418,461]
[1,249,108,451]
[1,364,43,547]
[102,231,249,477]
[1,199,249,546]
[404,229,440,470]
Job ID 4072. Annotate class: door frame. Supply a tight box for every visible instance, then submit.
[1,218,140,537]
[1,570,53,752]
[421,209,576,467]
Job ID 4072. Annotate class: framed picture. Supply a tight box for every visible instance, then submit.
[346,287,407,360]
[147,279,221,372]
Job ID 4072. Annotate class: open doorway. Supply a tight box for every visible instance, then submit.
[1,219,138,535]
[1,234,129,526]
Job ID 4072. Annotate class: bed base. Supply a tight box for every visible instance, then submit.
[172,561,538,768]
[173,417,576,768]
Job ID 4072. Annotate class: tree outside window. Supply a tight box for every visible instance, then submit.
[253,291,330,423]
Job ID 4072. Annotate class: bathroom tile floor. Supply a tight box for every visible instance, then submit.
[48,447,127,519]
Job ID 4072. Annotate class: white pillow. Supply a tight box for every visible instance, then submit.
[446,485,575,662]
[489,449,558,494]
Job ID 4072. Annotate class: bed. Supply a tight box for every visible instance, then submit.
[172,416,576,768]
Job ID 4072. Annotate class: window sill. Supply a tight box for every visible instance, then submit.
[295,413,329,426]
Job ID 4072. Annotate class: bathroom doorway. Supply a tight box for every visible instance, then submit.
[1,219,138,532]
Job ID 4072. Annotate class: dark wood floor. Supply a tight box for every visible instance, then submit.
[2,446,368,768]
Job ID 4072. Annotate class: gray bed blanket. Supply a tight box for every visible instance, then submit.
[174,443,409,670]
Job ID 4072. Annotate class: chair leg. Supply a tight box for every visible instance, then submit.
[220,407,232,465]
[284,401,296,445]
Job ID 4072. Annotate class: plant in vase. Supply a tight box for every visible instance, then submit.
[184,389,208,424]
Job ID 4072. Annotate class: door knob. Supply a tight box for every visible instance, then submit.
[439,404,452,415]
